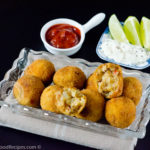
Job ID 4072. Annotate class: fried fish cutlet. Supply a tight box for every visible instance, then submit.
[75,89,105,122]
[40,85,63,113]
[13,75,45,108]
[86,73,98,92]
[94,63,123,99]
[123,77,142,105]
[24,59,55,84]
[105,96,136,128]
[56,87,87,116]
[53,66,86,89]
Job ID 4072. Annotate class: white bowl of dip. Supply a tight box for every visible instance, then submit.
[96,26,150,69]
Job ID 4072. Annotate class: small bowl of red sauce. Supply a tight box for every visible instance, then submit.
[46,24,81,49]
[40,13,105,56]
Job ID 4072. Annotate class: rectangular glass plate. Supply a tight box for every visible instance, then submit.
[0,48,150,139]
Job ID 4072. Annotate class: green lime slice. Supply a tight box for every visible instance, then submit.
[124,16,142,46]
[140,16,150,50]
[108,14,129,43]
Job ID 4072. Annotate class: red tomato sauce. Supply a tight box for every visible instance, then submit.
[45,24,81,49]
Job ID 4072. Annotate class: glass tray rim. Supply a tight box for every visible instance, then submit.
[0,47,150,139]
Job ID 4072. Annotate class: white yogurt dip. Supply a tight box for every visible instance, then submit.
[99,34,150,66]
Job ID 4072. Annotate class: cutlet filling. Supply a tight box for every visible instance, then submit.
[59,88,86,116]
[98,66,119,97]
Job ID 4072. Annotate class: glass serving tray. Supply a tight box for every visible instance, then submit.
[0,48,150,139]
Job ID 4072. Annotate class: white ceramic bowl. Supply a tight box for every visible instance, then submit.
[40,13,105,56]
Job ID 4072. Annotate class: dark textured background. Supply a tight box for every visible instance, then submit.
[0,0,150,149]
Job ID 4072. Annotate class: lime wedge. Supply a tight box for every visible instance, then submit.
[108,14,129,43]
[124,16,142,46]
[140,16,150,50]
